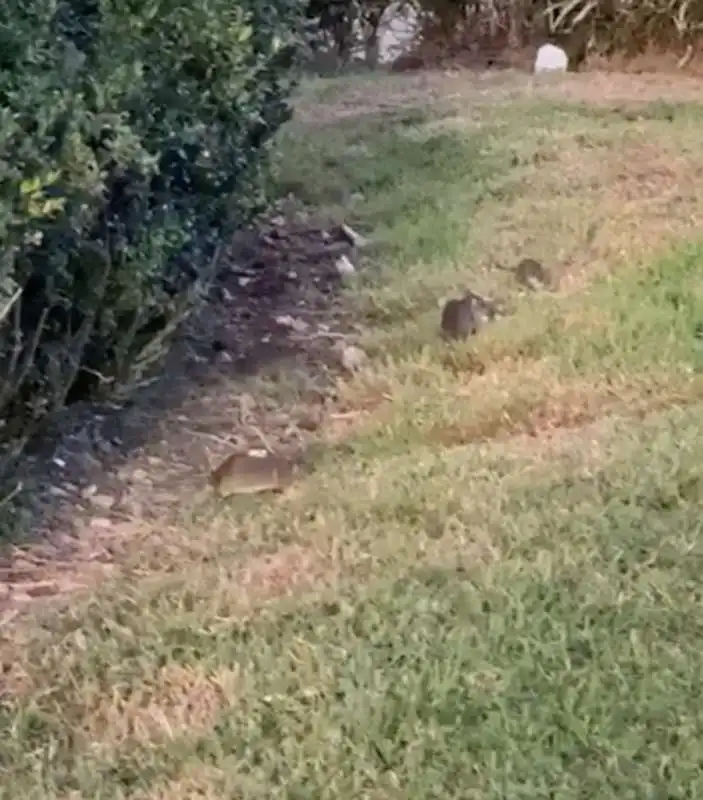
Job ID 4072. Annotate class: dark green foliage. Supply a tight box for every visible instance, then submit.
[0,0,307,474]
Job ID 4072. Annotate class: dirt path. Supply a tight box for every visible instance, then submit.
[0,211,362,624]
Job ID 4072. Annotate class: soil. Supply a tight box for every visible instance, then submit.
[0,203,367,623]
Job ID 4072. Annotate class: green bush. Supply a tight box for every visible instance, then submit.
[0,0,307,474]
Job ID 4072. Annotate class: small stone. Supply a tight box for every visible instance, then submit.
[90,517,113,529]
[275,314,309,333]
[22,580,59,598]
[82,484,98,499]
[335,255,356,278]
[534,44,568,74]
[90,493,116,510]
[119,498,144,517]
[333,342,367,373]
[340,223,369,248]
[247,448,269,458]
[131,468,149,482]
[49,486,71,498]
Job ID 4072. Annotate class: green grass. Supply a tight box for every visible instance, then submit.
[5,71,703,798]
[6,410,703,798]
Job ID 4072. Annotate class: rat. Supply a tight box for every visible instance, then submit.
[209,452,303,498]
[440,296,479,341]
[496,258,553,290]
[440,290,499,341]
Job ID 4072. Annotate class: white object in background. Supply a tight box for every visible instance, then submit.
[534,44,569,74]
[335,254,357,278]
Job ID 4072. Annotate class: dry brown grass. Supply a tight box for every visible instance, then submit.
[545,69,703,104]
[394,369,702,447]
[127,765,228,800]
[82,664,240,750]
[235,543,338,601]
[586,45,703,77]
[297,67,703,126]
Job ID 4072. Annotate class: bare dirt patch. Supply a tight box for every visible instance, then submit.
[0,210,365,620]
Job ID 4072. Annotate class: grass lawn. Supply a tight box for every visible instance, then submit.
[3,70,703,798]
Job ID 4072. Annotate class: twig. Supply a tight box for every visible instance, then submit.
[0,480,23,509]
[249,424,275,454]
[0,287,21,326]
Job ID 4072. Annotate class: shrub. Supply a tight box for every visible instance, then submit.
[0,0,307,476]
[392,0,703,69]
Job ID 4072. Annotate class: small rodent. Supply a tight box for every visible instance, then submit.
[440,291,497,341]
[440,296,480,341]
[209,452,302,498]
[497,258,552,290]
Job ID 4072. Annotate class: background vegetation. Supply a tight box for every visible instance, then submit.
[308,0,703,70]
[0,0,307,478]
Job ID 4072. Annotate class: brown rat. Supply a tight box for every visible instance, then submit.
[440,291,498,341]
[497,258,553,290]
[209,452,303,498]
[440,296,479,341]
